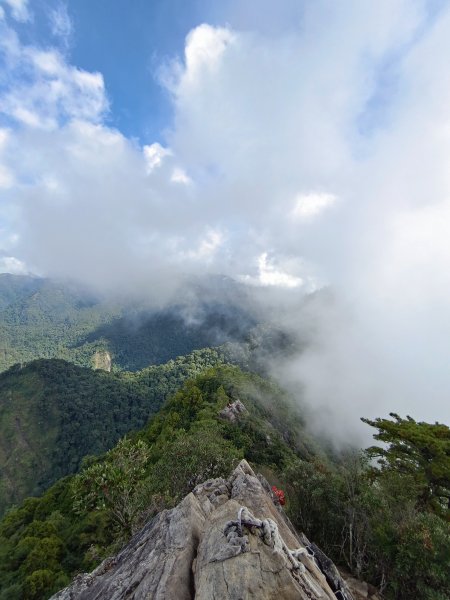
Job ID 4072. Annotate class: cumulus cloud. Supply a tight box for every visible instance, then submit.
[0,18,107,130]
[143,142,172,172]
[2,0,450,439]
[0,253,27,274]
[241,253,304,289]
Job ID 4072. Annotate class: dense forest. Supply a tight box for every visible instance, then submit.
[0,347,233,515]
[0,366,448,600]
[0,274,256,373]
[0,274,449,600]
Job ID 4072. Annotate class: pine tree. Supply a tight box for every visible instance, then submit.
[362,413,450,518]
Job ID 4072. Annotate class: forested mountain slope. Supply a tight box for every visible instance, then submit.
[0,366,448,600]
[0,348,229,515]
[0,365,317,599]
[0,274,256,373]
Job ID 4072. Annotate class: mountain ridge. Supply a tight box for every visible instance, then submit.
[51,460,356,600]
[0,348,231,515]
[0,366,448,600]
[0,274,257,373]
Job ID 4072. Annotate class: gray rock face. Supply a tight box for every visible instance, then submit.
[51,460,353,600]
[219,399,248,423]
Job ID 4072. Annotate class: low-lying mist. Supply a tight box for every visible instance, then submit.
[2,1,450,443]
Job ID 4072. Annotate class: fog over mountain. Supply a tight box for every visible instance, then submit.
[1,0,450,441]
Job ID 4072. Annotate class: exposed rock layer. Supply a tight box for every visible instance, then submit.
[52,460,354,600]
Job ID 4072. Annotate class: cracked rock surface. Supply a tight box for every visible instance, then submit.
[51,460,353,600]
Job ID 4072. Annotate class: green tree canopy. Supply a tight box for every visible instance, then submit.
[362,413,450,517]
[72,438,152,538]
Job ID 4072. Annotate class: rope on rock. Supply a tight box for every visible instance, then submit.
[224,507,304,569]
[224,507,327,598]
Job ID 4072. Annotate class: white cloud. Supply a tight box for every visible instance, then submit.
[171,167,191,185]
[2,0,29,22]
[0,20,108,130]
[11,106,43,128]
[29,49,63,75]
[182,24,235,88]
[143,142,171,171]
[186,228,224,261]
[292,192,337,220]
[50,3,72,45]
[242,253,303,289]
[2,1,450,437]
[0,255,27,274]
[161,6,450,435]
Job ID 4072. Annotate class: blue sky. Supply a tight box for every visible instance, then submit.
[3,0,219,141]
[1,0,450,435]
[2,0,432,143]
[3,0,307,142]
[66,0,223,142]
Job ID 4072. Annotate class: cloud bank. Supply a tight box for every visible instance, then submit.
[1,0,450,440]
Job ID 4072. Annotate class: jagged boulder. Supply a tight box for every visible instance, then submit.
[51,460,353,600]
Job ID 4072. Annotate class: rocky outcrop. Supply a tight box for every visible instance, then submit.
[51,460,354,600]
[219,399,247,422]
[92,350,112,372]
